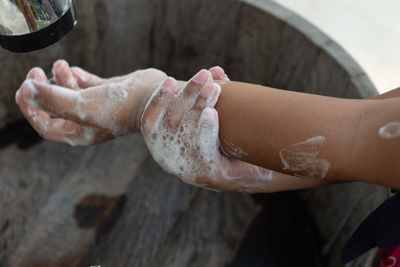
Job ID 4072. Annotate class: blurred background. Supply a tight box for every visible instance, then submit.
[274,0,400,93]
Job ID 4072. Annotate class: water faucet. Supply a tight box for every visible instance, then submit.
[0,0,76,52]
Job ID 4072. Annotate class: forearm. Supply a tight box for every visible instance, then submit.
[351,99,400,188]
[215,81,394,187]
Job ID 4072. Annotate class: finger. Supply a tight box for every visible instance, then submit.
[191,82,215,111]
[47,119,94,146]
[52,60,80,90]
[209,66,229,81]
[17,89,49,135]
[20,80,86,124]
[141,77,178,136]
[26,67,48,83]
[18,92,93,145]
[207,83,222,108]
[186,82,221,125]
[166,69,212,130]
[71,66,105,88]
[197,108,220,162]
[18,68,48,101]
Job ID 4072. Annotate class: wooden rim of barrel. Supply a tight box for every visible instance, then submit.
[243,0,377,98]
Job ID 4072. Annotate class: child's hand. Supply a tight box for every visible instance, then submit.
[141,67,288,193]
[15,60,167,146]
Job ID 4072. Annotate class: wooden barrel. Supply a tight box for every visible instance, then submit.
[0,0,387,266]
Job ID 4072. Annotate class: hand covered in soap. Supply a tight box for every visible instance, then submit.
[142,67,281,193]
[16,60,167,146]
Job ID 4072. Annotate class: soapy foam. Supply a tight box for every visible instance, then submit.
[108,82,129,102]
[206,83,221,107]
[86,77,142,136]
[224,167,274,188]
[25,103,96,146]
[280,136,330,179]
[222,139,248,159]
[64,127,97,147]
[27,107,49,134]
[141,83,172,133]
[24,80,39,109]
[379,121,400,139]
[144,105,220,186]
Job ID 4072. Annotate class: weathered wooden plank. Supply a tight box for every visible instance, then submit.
[78,157,260,267]
[1,133,150,266]
[0,132,260,267]
[148,189,259,267]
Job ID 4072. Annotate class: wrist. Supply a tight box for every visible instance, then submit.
[350,99,400,188]
[327,100,373,182]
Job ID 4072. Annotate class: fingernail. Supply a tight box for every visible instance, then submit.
[27,67,46,82]
[193,70,210,84]
[53,60,69,76]
[213,66,229,81]
[215,66,224,73]
[54,59,68,68]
